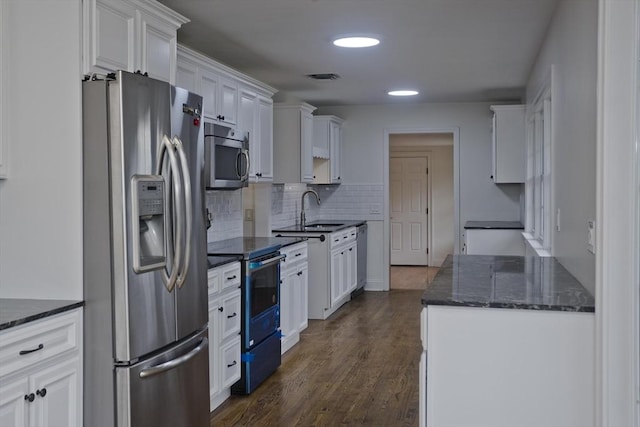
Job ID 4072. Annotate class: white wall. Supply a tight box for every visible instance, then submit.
[316,103,522,285]
[526,0,598,293]
[0,0,83,299]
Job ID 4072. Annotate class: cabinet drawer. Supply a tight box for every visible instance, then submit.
[0,310,81,378]
[219,289,241,341]
[282,242,308,266]
[220,263,241,292]
[220,336,241,389]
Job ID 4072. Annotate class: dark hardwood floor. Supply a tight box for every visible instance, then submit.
[209,289,423,427]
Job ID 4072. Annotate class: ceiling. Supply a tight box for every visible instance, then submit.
[157,0,559,107]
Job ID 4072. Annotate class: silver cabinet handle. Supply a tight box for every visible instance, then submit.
[139,338,208,379]
[248,254,286,270]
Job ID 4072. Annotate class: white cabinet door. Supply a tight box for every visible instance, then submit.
[207,301,221,401]
[175,58,198,93]
[330,248,343,306]
[218,77,238,126]
[346,243,357,293]
[490,105,525,183]
[200,69,219,122]
[239,88,259,180]
[297,264,309,332]
[220,336,241,389]
[86,0,136,74]
[137,9,176,83]
[257,96,274,181]
[29,357,80,427]
[330,120,342,183]
[0,377,29,427]
[301,110,314,183]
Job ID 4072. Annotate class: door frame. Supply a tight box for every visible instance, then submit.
[389,152,431,266]
[383,127,460,291]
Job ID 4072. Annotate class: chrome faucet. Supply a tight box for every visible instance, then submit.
[300,189,320,229]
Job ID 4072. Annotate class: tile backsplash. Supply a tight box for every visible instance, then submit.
[205,183,384,242]
[271,183,384,228]
[206,190,243,242]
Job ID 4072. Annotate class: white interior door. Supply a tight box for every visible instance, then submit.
[390,156,428,265]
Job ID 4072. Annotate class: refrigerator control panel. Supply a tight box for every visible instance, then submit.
[131,175,167,273]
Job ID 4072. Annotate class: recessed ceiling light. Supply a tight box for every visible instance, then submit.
[333,37,380,48]
[388,90,419,97]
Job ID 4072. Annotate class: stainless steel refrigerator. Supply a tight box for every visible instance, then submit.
[82,71,209,427]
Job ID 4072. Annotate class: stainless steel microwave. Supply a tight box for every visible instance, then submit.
[204,123,249,190]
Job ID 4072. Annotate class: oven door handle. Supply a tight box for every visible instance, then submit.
[248,254,286,270]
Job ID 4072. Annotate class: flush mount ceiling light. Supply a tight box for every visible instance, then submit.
[333,36,380,48]
[388,90,419,97]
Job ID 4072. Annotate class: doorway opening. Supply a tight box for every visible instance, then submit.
[385,130,459,291]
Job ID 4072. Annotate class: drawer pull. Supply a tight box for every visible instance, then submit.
[24,393,35,402]
[227,275,237,280]
[295,253,302,257]
[297,271,303,276]
[227,312,237,319]
[36,388,47,398]
[19,343,44,356]
[227,360,237,368]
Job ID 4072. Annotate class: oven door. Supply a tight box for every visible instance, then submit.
[245,253,285,348]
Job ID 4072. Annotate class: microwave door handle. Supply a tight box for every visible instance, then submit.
[156,135,182,292]
[240,149,250,181]
[173,137,191,289]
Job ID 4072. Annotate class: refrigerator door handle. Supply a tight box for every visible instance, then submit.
[138,337,208,379]
[173,136,192,289]
[157,135,183,292]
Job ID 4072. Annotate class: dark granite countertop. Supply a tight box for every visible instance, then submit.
[0,299,84,331]
[207,255,241,269]
[422,255,594,312]
[272,220,365,234]
[207,237,303,258]
[464,221,524,229]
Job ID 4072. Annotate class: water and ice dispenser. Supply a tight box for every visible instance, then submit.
[131,175,166,273]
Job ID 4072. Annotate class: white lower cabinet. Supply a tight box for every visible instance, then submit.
[0,309,83,427]
[329,228,357,307]
[280,242,309,354]
[419,305,595,427]
[464,228,525,255]
[208,261,242,411]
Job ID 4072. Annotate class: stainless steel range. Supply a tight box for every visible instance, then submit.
[207,237,298,393]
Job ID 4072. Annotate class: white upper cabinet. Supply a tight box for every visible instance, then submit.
[239,88,273,182]
[83,0,188,84]
[490,105,525,183]
[176,46,276,181]
[312,115,344,184]
[217,77,238,126]
[273,103,317,184]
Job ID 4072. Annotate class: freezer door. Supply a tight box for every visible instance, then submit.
[109,71,177,362]
[115,329,210,427]
[171,86,208,339]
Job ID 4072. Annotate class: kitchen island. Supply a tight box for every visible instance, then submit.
[419,255,595,427]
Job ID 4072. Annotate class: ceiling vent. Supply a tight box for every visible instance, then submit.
[306,73,340,80]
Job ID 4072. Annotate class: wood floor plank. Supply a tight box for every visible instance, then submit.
[210,289,423,427]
